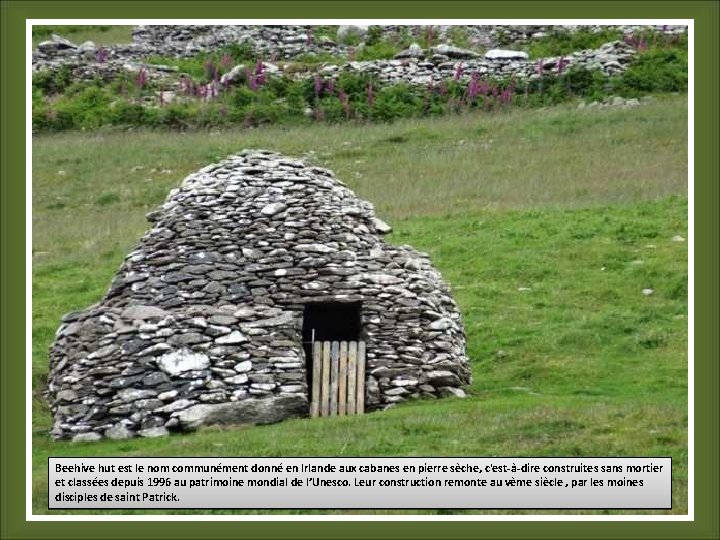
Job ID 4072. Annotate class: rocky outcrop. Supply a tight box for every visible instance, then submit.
[47,150,471,441]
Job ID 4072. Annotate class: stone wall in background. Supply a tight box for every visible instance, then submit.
[32,24,687,88]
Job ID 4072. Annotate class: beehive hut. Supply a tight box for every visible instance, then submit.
[47,150,471,441]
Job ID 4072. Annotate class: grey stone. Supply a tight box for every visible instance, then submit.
[177,395,308,430]
[117,388,158,402]
[72,432,102,443]
[135,398,163,410]
[432,44,481,59]
[139,426,169,438]
[120,305,168,321]
[371,217,392,234]
[105,423,134,439]
[208,314,237,325]
[241,311,294,328]
[395,43,424,59]
[56,389,78,402]
[294,243,337,253]
[156,398,194,413]
[168,332,207,346]
[429,318,453,330]
[219,64,247,85]
[360,273,403,285]
[436,386,467,398]
[143,371,170,386]
[224,374,249,385]
[157,349,210,375]
[260,202,287,216]
[38,34,77,53]
[233,360,253,372]
[426,370,461,386]
[485,49,529,60]
[215,331,248,344]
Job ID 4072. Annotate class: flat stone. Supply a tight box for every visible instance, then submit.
[215,330,247,344]
[105,423,134,439]
[390,378,419,387]
[168,332,206,346]
[72,432,102,443]
[293,244,337,254]
[433,44,481,59]
[117,388,158,402]
[485,49,529,60]
[135,398,163,410]
[224,374,249,385]
[233,307,256,318]
[260,202,287,216]
[142,371,170,386]
[208,314,237,325]
[89,344,119,360]
[56,389,78,402]
[139,426,169,438]
[436,386,467,398]
[177,395,308,430]
[360,273,403,285]
[157,349,210,375]
[156,398,194,413]
[372,217,392,234]
[426,370,461,386]
[429,318,453,330]
[233,360,252,373]
[120,305,168,321]
[241,312,294,328]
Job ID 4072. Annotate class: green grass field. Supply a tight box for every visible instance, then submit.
[31,95,688,514]
[31,25,133,48]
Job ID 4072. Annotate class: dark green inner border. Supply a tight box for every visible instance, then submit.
[2,1,718,538]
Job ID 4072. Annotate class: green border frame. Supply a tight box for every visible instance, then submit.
[2,1,717,538]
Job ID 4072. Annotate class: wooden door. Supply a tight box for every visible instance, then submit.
[310,340,366,417]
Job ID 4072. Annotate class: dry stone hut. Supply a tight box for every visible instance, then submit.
[48,150,471,441]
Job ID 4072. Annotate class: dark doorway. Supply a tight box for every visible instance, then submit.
[302,302,361,388]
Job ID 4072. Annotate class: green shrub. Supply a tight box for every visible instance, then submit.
[110,101,151,127]
[365,26,383,46]
[371,83,423,121]
[32,65,73,95]
[447,27,471,49]
[50,85,112,129]
[617,49,688,94]
[317,95,347,122]
[241,101,284,126]
[336,72,375,97]
[159,103,194,128]
[231,86,259,108]
[223,41,256,63]
[356,41,401,61]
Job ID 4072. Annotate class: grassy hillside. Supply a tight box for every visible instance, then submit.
[31,25,133,47]
[31,96,688,514]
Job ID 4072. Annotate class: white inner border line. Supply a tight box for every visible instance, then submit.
[26,18,694,522]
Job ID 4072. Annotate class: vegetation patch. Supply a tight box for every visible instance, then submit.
[31,28,688,133]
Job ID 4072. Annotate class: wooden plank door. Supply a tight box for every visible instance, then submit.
[310,340,365,418]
